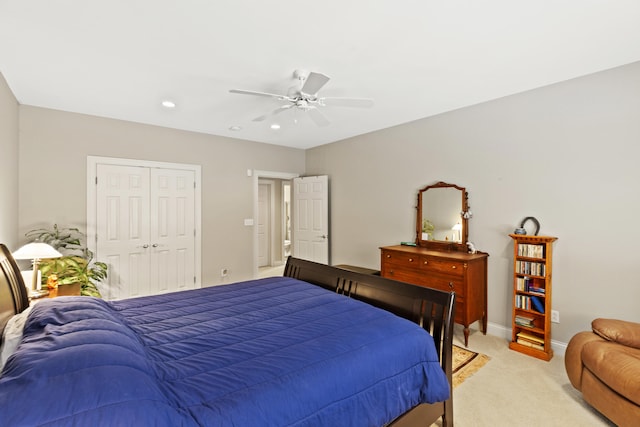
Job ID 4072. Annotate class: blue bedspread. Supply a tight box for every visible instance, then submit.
[0,276,449,426]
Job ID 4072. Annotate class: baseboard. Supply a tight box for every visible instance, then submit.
[486,321,567,357]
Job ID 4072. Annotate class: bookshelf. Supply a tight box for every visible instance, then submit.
[508,234,557,361]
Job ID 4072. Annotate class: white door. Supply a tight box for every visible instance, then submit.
[96,164,151,299]
[95,164,197,299]
[257,182,271,267]
[292,175,329,264]
[149,168,196,294]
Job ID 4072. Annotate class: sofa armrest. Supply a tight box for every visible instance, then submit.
[592,318,640,349]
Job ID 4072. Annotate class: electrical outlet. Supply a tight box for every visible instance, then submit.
[221,268,228,278]
[551,310,560,323]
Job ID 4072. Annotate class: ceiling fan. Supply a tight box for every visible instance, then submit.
[229,69,374,127]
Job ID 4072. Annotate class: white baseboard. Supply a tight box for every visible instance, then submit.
[486,321,567,357]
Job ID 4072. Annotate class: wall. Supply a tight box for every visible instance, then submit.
[18,106,305,285]
[306,61,640,344]
[0,72,19,248]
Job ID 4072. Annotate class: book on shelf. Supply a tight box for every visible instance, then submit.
[530,295,545,313]
[516,338,544,351]
[517,243,544,259]
[515,314,535,327]
[515,261,545,276]
[517,331,544,344]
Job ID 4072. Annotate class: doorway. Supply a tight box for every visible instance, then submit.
[253,170,299,278]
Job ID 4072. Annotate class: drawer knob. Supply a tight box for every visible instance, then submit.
[423,260,428,265]
[408,258,414,262]
[448,282,454,289]
[386,254,391,258]
[451,265,457,269]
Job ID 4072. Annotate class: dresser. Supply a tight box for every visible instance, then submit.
[380,245,488,346]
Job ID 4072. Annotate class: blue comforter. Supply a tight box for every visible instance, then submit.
[0,276,449,426]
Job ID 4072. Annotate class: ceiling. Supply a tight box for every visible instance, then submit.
[1,1,640,149]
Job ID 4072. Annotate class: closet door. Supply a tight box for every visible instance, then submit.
[96,164,151,300]
[95,164,197,300]
[149,168,196,294]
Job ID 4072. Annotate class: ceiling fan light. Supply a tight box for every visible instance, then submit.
[161,100,176,108]
[270,123,281,130]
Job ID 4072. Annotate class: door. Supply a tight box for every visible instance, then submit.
[149,168,196,294]
[96,164,151,300]
[95,163,197,300]
[257,182,272,267]
[292,175,329,264]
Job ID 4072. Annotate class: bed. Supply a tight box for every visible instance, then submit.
[0,244,455,426]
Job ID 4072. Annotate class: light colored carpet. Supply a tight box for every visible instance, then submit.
[432,325,617,427]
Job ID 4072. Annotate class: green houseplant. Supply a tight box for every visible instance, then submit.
[25,224,107,297]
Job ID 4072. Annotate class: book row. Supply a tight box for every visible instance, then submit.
[515,294,545,313]
[515,277,546,294]
[515,314,535,328]
[515,260,546,276]
[516,337,544,351]
[517,243,545,259]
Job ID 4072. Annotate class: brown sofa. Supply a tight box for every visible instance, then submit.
[565,318,640,426]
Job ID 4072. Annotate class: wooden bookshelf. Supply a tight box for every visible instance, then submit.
[508,234,557,361]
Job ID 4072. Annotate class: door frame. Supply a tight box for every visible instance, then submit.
[252,170,299,278]
[257,179,275,267]
[87,156,202,287]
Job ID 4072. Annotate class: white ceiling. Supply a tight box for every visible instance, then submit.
[1,1,640,149]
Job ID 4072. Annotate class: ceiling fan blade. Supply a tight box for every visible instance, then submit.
[252,105,293,122]
[301,72,330,95]
[320,97,374,108]
[307,108,330,127]
[229,89,287,100]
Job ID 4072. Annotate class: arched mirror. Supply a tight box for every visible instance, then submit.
[416,181,470,252]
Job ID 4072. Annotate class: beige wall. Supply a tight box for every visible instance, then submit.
[306,61,640,344]
[18,106,305,285]
[0,72,19,248]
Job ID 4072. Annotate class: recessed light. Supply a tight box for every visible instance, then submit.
[229,126,242,131]
[270,123,281,130]
[161,100,176,108]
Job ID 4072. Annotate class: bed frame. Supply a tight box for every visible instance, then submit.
[0,244,454,427]
[285,257,455,427]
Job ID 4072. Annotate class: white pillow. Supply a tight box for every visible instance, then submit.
[0,305,34,373]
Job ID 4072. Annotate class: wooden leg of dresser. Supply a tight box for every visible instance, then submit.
[463,325,469,347]
[482,312,488,334]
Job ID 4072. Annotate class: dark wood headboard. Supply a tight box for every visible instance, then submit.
[284,256,455,427]
[0,244,30,336]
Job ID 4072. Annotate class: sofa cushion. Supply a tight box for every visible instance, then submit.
[592,318,640,349]
[582,340,640,406]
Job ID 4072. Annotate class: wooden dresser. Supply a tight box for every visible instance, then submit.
[380,245,488,346]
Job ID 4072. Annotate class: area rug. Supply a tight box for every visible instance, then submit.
[452,344,490,388]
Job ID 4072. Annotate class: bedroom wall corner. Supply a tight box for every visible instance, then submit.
[0,71,19,249]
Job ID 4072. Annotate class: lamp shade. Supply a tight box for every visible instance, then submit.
[12,242,63,260]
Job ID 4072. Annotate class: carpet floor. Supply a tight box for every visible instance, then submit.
[432,325,617,426]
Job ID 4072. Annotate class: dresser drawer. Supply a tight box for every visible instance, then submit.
[424,276,465,296]
[381,251,426,271]
[382,250,465,278]
[422,258,465,277]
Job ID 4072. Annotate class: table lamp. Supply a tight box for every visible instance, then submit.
[12,242,63,298]
[451,222,462,243]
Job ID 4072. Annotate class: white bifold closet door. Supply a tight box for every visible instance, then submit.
[96,164,196,300]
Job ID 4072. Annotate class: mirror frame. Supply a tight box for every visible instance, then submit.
[416,181,470,252]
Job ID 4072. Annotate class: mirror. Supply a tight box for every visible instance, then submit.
[416,181,470,252]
